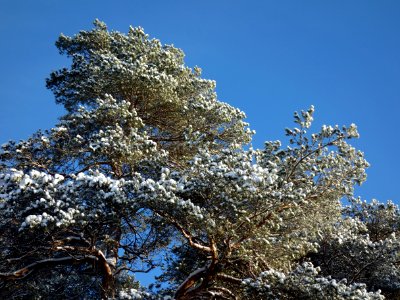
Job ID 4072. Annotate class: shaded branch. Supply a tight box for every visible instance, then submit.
[0,256,96,281]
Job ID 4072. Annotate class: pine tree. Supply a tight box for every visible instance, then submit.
[0,20,395,299]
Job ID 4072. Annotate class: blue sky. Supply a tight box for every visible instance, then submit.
[1,0,400,205]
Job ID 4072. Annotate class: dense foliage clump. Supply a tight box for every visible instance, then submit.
[0,20,397,299]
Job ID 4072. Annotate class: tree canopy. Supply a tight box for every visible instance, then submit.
[0,20,398,300]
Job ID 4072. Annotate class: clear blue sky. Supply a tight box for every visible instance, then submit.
[1,0,400,205]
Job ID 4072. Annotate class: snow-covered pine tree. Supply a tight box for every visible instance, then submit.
[0,20,395,299]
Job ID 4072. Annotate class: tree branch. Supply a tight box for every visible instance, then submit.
[0,256,96,281]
